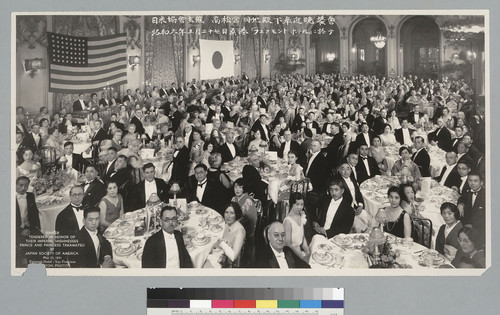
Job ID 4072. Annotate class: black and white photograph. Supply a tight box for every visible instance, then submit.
[12,11,489,275]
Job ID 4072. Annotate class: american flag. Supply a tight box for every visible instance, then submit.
[47,32,128,93]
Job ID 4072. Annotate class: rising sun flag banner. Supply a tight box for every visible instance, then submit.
[199,39,235,80]
[47,32,128,93]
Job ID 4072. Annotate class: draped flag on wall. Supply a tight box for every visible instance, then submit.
[47,32,127,93]
[199,39,235,80]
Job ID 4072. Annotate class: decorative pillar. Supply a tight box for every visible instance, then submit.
[339,25,349,75]
[120,16,144,93]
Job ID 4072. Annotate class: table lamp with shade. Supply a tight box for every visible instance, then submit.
[169,182,181,207]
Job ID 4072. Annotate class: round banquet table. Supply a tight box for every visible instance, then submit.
[104,205,224,268]
[359,175,460,247]
[309,233,453,269]
[222,157,290,204]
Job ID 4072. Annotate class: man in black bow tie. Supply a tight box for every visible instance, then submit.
[355,144,380,183]
[458,171,486,246]
[81,165,106,209]
[187,164,224,215]
[56,186,86,236]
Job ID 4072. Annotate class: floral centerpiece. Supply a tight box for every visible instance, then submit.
[361,228,410,268]
[31,168,73,195]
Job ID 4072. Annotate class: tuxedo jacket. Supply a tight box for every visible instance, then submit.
[122,95,133,103]
[217,142,239,163]
[251,120,271,141]
[325,132,344,168]
[290,115,306,133]
[142,230,193,268]
[82,179,106,209]
[355,132,374,150]
[457,178,470,196]
[130,116,145,135]
[186,176,224,215]
[73,100,86,111]
[135,178,170,208]
[278,140,305,165]
[55,204,81,236]
[355,155,381,183]
[407,111,423,124]
[313,196,355,239]
[16,192,40,232]
[458,188,486,237]
[56,153,90,172]
[242,165,268,205]
[170,146,190,188]
[337,175,364,207]
[412,148,431,177]
[365,114,375,129]
[91,128,108,145]
[305,152,329,193]
[99,98,110,107]
[434,165,461,189]
[372,116,388,135]
[23,132,43,153]
[75,227,113,268]
[159,88,168,98]
[428,127,452,151]
[394,128,415,145]
[169,87,178,95]
[102,160,116,181]
[451,136,463,152]
[255,245,310,269]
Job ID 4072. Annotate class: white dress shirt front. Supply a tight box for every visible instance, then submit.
[71,204,85,230]
[402,128,412,145]
[85,227,100,261]
[440,164,457,186]
[144,180,157,202]
[163,230,180,268]
[324,197,343,230]
[270,246,289,269]
[196,181,207,202]
[16,193,29,228]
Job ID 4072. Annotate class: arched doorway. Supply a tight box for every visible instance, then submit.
[310,23,340,74]
[350,17,387,76]
[400,16,440,79]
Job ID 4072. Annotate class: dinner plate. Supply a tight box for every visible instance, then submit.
[195,208,208,215]
[118,221,133,229]
[210,225,223,233]
[104,228,125,239]
[206,215,223,225]
[333,234,353,246]
[191,235,211,246]
[318,243,333,251]
[312,252,335,265]
[421,250,446,265]
[114,244,137,257]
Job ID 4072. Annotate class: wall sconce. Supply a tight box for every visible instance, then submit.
[234,54,241,64]
[128,55,140,70]
[192,55,200,67]
[264,53,271,62]
[291,54,298,61]
[326,53,335,62]
[24,58,45,78]
[351,45,357,54]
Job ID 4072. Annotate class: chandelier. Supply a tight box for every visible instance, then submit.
[370,32,387,49]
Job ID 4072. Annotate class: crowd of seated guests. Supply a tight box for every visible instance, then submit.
[15,72,486,268]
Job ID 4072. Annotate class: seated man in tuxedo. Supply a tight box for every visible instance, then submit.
[81,165,106,209]
[412,136,431,177]
[428,117,452,151]
[57,141,90,173]
[256,221,310,269]
[101,147,118,182]
[73,93,88,111]
[304,140,328,194]
[454,161,471,195]
[457,171,486,246]
[356,144,380,183]
[354,122,374,150]
[394,119,415,146]
[15,176,41,267]
[23,123,43,154]
[130,109,146,135]
[462,134,483,166]
[456,141,475,169]
[251,114,271,141]
[434,151,460,188]
[408,104,423,124]
[242,154,268,207]
[452,126,465,152]
[311,178,355,239]
[217,130,239,163]
[74,207,114,268]
[56,186,86,236]
[167,137,191,189]
[142,205,193,268]
[135,163,170,209]
[336,163,364,215]
[187,164,224,215]
[278,129,305,165]
[372,108,388,135]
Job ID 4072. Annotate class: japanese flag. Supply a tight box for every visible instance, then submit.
[199,39,234,80]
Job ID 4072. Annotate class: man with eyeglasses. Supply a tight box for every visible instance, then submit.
[56,185,86,236]
[142,206,193,268]
[256,222,310,269]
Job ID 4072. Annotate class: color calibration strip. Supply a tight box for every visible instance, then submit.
[147,288,344,315]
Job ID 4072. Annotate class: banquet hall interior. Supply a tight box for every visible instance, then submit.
[14,14,487,270]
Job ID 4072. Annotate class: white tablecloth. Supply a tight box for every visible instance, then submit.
[105,205,224,268]
[359,176,460,247]
[309,233,452,269]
